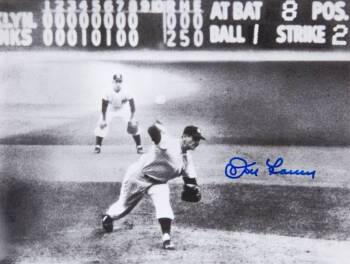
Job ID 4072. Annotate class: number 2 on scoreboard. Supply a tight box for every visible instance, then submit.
[166,31,176,47]
[332,24,348,46]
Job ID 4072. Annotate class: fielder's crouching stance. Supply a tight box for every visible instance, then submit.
[101,121,205,250]
[94,74,144,154]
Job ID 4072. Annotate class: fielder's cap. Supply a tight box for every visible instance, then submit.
[183,126,205,140]
[113,74,123,82]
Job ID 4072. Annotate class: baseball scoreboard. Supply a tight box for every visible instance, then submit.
[0,0,349,50]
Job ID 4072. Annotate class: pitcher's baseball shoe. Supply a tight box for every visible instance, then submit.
[136,146,145,154]
[162,239,175,250]
[94,145,101,154]
[102,214,113,232]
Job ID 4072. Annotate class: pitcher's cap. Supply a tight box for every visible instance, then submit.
[183,126,205,140]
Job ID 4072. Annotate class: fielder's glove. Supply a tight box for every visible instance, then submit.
[100,120,107,129]
[127,120,139,135]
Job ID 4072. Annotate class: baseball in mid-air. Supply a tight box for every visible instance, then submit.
[155,94,167,104]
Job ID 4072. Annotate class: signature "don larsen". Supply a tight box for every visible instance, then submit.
[225,157,316,179]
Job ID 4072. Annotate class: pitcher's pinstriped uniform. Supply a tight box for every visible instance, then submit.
[106,134,197,220]
[102,122,205,250]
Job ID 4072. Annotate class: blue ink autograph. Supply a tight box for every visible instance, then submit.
[225,157,316,179]
[225,157,259,179]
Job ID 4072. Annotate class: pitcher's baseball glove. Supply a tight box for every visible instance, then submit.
[181,184,201,203]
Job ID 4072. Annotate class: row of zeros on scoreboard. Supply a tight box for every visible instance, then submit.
[43,0,201,14]
[41,0,203,47]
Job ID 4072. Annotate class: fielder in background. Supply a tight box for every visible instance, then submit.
[94,74,144,154]
[101,121,205,250]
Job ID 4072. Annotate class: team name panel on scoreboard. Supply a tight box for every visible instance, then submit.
[0,0,349,49]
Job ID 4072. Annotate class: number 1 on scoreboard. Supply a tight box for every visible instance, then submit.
[253,24,259,45]
[163,9,167,45]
